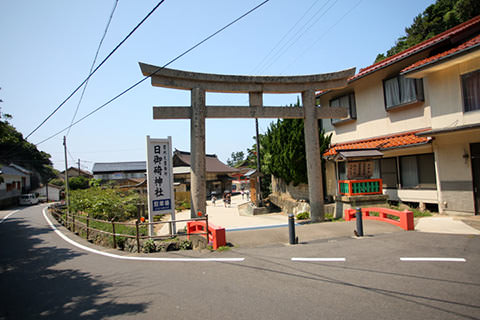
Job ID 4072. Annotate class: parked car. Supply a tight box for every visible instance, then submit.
[19,193,39,205]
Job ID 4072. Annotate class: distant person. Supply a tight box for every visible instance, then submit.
[211,194,216,207]
[223,192,227,207]
[226,193,231,207]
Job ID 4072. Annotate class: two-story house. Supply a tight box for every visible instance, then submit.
[318,16,480,216]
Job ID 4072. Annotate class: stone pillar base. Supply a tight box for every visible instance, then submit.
[238,202,270,216]
[334,194,389,219]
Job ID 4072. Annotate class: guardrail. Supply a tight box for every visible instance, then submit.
[344,207,414,231]
[338,179,382,196]
[48,205,214,252]
[187,219,226,250]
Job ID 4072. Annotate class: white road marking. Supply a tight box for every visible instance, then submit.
[42,207,244,262]
[400,257,466,262]
[291,257,346,262]
[0,210,19,224]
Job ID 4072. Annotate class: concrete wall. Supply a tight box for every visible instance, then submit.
[433,132,480,214]
[426,56,480,130]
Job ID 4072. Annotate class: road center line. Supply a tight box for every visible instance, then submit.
[400,257,466,262]
[291,257,346,262]
[42,207,244,262]
[0,210,19,224]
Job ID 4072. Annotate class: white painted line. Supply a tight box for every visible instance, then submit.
[42,208,244,262]
[400,257,466,262]
[291,258,346,262]
[0,210,19,224]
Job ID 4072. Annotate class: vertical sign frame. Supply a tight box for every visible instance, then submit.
[146,136,176,236]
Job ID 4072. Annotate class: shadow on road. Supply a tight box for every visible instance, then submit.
[0,217,148,319]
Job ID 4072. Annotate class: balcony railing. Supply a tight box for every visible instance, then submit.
[338,179,383,196]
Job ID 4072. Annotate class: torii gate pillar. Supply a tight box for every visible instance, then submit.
[190,87,206,218]
[302,90,323,222]
[140,63,355,222]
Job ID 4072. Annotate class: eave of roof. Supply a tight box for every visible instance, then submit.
[416,123,480,136]
[401,34,480,75]
[348,15,480,83]
[323,129,432,157]
[92,161,147,173]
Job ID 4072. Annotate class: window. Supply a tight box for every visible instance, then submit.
[462,69,480,112]
[400,153,436,189]
[383,75,424,110]
[381,158,398,188]
[330,92,356,125]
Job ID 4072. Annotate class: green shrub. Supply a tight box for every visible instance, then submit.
[143,239,156,253]
[69,187,145,221]
[179,240,192,250]
[296,212,310,220]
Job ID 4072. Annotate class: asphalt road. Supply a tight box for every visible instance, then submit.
[1,205,479,320]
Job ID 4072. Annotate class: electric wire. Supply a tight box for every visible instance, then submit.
[35,0,270,146]
[251,0,321,75]
[25,0,166,140]
[280,0,363,75]
[66,0,119,137]
[259,0,339,75]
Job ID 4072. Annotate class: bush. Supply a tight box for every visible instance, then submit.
[296,212,310,220]
[143,239,156,253]
[69,176,90,190]
[69,187,145,221]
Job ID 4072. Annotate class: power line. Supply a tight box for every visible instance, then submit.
[66,0,119,137]
[251,0,322,75]
[35,0,271,146]
[259,0,339,75]
[281,0,363,75]
[25,0,166,140]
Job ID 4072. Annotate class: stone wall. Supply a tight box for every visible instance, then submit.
[271,176,309,200]
[269,176,310,215]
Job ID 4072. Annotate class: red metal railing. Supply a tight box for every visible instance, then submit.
[344,207,414,231]
[338,179,383,196]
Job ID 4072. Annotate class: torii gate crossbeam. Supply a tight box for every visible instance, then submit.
[140,62,355,222]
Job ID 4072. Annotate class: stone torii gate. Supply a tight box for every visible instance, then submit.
[139,62,355,222]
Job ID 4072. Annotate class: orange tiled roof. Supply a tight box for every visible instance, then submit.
[323,129,432,157]
[401,34,480,74]
[348,15,480,82]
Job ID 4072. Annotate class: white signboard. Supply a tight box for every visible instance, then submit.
[146,136,175,235]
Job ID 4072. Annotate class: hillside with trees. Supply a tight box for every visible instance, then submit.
[0,105,57,186]
[375,0,480,63]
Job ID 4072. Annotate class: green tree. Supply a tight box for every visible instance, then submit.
[0,114,57,186]
[374,0,480,63]
[226,151,245,167]
[261,119,331,186]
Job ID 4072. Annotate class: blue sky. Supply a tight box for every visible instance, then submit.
[0,0,435,171]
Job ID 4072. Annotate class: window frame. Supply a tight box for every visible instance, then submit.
[383,74,424,111]
[461,69,480,113]
[329,92,357,125]
[399,153,436,190]
[380,157,398,189]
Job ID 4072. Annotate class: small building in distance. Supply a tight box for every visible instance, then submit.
[172,150,239,196]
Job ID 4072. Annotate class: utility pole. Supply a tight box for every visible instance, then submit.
[78,158,81,176]
[63,136,70,215]
[255,118,263,207]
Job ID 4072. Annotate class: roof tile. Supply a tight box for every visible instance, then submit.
[402,34,480,74]
[323,129,432,156]
[349,15,480,82]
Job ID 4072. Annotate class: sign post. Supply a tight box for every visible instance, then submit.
[146,136,176,236]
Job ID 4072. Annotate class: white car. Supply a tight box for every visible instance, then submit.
[19,193,39,205]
